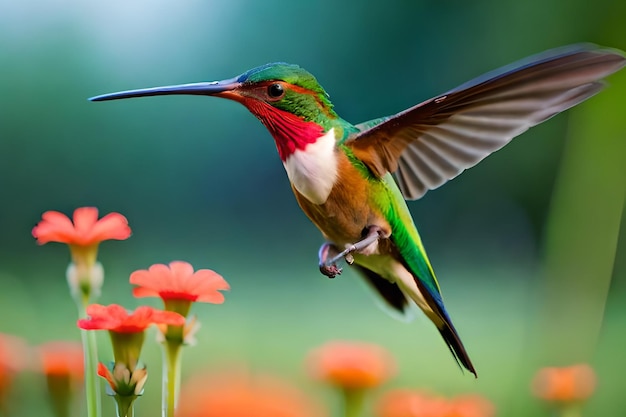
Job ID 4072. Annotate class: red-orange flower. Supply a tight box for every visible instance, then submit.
[447,395,495,417]
[531,364,597,403]
[79,304,185,374]
[176,369,326,417]
[77,304,185,333]
[0,333,27,374]
[375,390,495,417]
[0,334,28,414]
[307,341,396,390]
[375,390,450,417]
[39,341,84,380]
[32,207,131,246]
[32,207,131,300]
[39,341,84,417]
[130,261,229,305]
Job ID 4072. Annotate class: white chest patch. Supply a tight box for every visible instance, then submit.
[283,128,338,205]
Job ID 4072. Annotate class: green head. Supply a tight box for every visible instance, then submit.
[236,62,338,123]
[90,62,344,160]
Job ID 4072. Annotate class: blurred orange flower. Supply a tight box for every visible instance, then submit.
[0,334,28,414]
[32,207,131,246]
[375,390,495,417]
[375,389,450,417]
[448,395,495,417]
[77,304,185,333]
[39,341,84,417]
[39,341,84,381]
[176,369,325,417]
[130,261,229,306]
[531,364,597,403]
[307,341,396,390]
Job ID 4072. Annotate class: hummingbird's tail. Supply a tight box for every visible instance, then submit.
[436,316,477,377]
[397,257,478,377]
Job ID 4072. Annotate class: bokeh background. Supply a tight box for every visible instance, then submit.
[1,0,625,415]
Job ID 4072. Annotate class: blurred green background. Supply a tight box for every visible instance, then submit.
[1,0,625,416]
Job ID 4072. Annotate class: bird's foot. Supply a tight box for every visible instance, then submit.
[317,226,383,278]
[318,242,342,278]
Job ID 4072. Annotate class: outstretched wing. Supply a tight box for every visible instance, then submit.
[346,44,625,200]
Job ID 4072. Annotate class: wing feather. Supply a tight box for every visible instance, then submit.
[347,44,625,200]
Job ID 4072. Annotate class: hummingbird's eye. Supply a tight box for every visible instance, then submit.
[267,83,284,99]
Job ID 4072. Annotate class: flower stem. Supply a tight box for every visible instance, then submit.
[113,395,136,417]
[558,405,583,417]
[162,341,183,417]
[342,388,366,417]
[79,300,101,417]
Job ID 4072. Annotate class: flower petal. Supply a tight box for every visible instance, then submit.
[97,362,117,390]
[131,286,161,298]
[87,212,131,244]
[194,270,230,303]
[170,261,195,286]
[32,211,77,244]
[79,304,185,333]
[72,207,100,237]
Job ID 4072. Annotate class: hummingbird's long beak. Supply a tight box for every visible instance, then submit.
[89,77,241,102]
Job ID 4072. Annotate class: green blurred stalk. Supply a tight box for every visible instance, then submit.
[162,342,182,417]
[79,300,102,417]
[537,69,626,363]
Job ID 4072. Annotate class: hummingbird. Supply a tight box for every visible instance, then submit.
[91,44,625,376]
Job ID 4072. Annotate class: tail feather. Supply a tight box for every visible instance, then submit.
[402,258,477,376]
[437,319,477,377]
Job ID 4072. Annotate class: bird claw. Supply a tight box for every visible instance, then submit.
[317,228,382,278]
[320,263,342,278]
[318,242,343,279]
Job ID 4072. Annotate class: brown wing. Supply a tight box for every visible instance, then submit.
[346,44,625,200]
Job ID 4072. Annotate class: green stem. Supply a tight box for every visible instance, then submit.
[113,395,136,417]
[558,404,583,417]
[342,388,366,417]
[161,342,183,417]
[78,300,102,417]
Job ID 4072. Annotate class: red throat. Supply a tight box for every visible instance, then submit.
[242,99,325,160]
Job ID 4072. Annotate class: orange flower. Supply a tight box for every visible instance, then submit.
[130,261,230,344]
[531,364,597,403]
[130,261,229,306]
[32,207,131,300]
[447,395,495,417]
[375,390,450,417]
[77,304,185,333]
[32,207,131,246]
[307,341,396,390]
[0,333,27,375]
[375,390,494,417]
[39,341,84,417]
[78,304,185,373]
[176,369,326,417]
[39,341,84,381]
[0,334,28,414]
